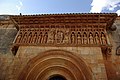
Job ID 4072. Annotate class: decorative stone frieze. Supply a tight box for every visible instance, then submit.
[14,27,108,47]
[10,13,117,55]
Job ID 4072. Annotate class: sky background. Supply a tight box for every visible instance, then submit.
[0,0,120,15]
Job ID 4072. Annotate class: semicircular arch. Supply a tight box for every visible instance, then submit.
[18,49,93,80]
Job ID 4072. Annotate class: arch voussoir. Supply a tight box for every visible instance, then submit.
[18,49,93,80]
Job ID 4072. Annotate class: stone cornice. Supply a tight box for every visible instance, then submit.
[10,13,117,30]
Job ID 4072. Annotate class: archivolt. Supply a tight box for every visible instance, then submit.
[18,49,93,80]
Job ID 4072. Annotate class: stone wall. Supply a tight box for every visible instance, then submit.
[105,16,120,80]
[13,46,107,80]
[0,17,17,80]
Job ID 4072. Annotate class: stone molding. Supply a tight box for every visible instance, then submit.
[10,13,118,55]
[18,49,93,80]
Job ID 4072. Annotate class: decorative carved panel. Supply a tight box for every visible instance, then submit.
[11,13,118,55]
[14,26,108,47]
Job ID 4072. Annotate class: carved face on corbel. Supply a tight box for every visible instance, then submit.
[116,46,120,55]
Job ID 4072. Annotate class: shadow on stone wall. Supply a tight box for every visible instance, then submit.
[0,28,17,54]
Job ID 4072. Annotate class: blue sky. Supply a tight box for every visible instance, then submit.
[0,0,120,15]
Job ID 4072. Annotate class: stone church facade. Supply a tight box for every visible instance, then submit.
[0,13,120,80]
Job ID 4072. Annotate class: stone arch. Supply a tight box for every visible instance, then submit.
[18,49,93,80]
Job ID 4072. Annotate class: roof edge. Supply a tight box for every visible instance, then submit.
[9,13,117,16]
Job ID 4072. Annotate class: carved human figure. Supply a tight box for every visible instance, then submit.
[43,32,48,43]
[16,32,22,43]
[101,33,107,45]
[35,32,39,43]
[77,32,82,44]
[27,32,32,43]
[28,32,32,43]
[89,33,94,44]
[71,32,75,44]
[55,31,64,44]
[94,33,100,44]
[37,32,42,43]
[23,32,27,43]
[32,33,37,43]
[83,33,87,44]
[30,32,34,43]
[63,30,69,44]
[47,30,55,43]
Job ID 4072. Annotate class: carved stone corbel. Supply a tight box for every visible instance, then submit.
[101,45,112,55]
[116,46,120,55]
[106,46,112,55]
